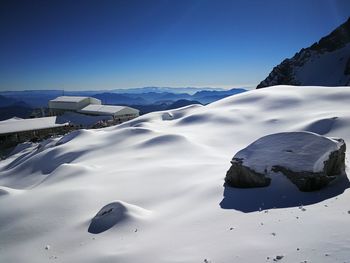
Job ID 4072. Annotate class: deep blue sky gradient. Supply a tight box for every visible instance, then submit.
[1,0,349,90]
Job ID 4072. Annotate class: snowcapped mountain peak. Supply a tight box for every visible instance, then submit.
[257,17,350,88]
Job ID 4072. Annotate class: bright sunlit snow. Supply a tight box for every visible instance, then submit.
[1,86,350,262]
[234,131,343,173]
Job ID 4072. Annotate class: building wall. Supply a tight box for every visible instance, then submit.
[0,125,73,154]
[88,97,101,105]
[49,98,89,111]
[49,97,102,116]
[47,97,139,126]
[115,107,140,118]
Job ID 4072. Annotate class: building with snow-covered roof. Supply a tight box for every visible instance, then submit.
[0,116,70,150]
[48,96,101,115]
[48,96,139,126]
[78,105,139,122]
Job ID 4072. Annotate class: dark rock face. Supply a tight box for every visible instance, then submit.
[272,138,346,191]
[257,17,350,89]
[344,57,350,76]
[225,158,271,188]
[324,138,347,174]
[225,133,346,192]
[257,59,301,89]
[271,168,330,192]
[312,18,350,52]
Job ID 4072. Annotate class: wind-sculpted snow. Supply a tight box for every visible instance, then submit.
[138,134,188,148]
[302,117,338,135]
[1,86,350,262]
[88,201,151,234]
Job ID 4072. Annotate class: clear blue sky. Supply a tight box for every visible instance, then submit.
[0,0,349,91]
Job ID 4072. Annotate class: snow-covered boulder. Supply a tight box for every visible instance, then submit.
[225,132,346,191]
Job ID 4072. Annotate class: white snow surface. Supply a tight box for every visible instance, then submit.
[1,86,350,262]
[234,131,343,173]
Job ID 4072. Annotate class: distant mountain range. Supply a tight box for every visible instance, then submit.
[0,95,33,120]
[0,90,66,108]
[257,17,350,88]
[109,87,226,95]
[0,95,19,107]
[0,88,246,108]
[93,88,245,106]
[0,87,247,120]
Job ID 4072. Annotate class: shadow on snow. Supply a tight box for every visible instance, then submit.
[220,172,350,213]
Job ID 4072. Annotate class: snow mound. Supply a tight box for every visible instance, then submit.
[177,113,211,125]
[55,129,93,146]
[302,117,338,135]
[1,86,350,262]
[0,186,23,196]
[88,201,151,234]
[139,134,188,148]
[8,142,35,156]
[0,188,9,196]
[0,137,88,189]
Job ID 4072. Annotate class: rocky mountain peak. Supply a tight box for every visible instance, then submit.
[257,17,350,89]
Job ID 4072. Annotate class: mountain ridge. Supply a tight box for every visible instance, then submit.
[257,17,350,88]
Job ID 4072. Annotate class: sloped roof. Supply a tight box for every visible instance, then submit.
[0,117,68,135]
[50,96,89,103]
[2,117,24,122]
[79,105,138,115]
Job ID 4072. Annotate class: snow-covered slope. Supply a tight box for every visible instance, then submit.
[257,18,350,88]
[1,86,350,262]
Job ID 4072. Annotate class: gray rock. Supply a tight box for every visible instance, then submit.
[225,158,271,188]
[225,132,346,192]
[271,138,346,191]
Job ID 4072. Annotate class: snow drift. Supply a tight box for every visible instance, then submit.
[1,86,350,262]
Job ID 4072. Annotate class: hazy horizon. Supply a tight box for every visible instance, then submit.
[1,0,350,91]
[0,84,252,93]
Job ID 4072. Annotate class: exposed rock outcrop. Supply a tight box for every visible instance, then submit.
[257,17,350,88]
[225,158,271,188]
[225,132,346,191]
